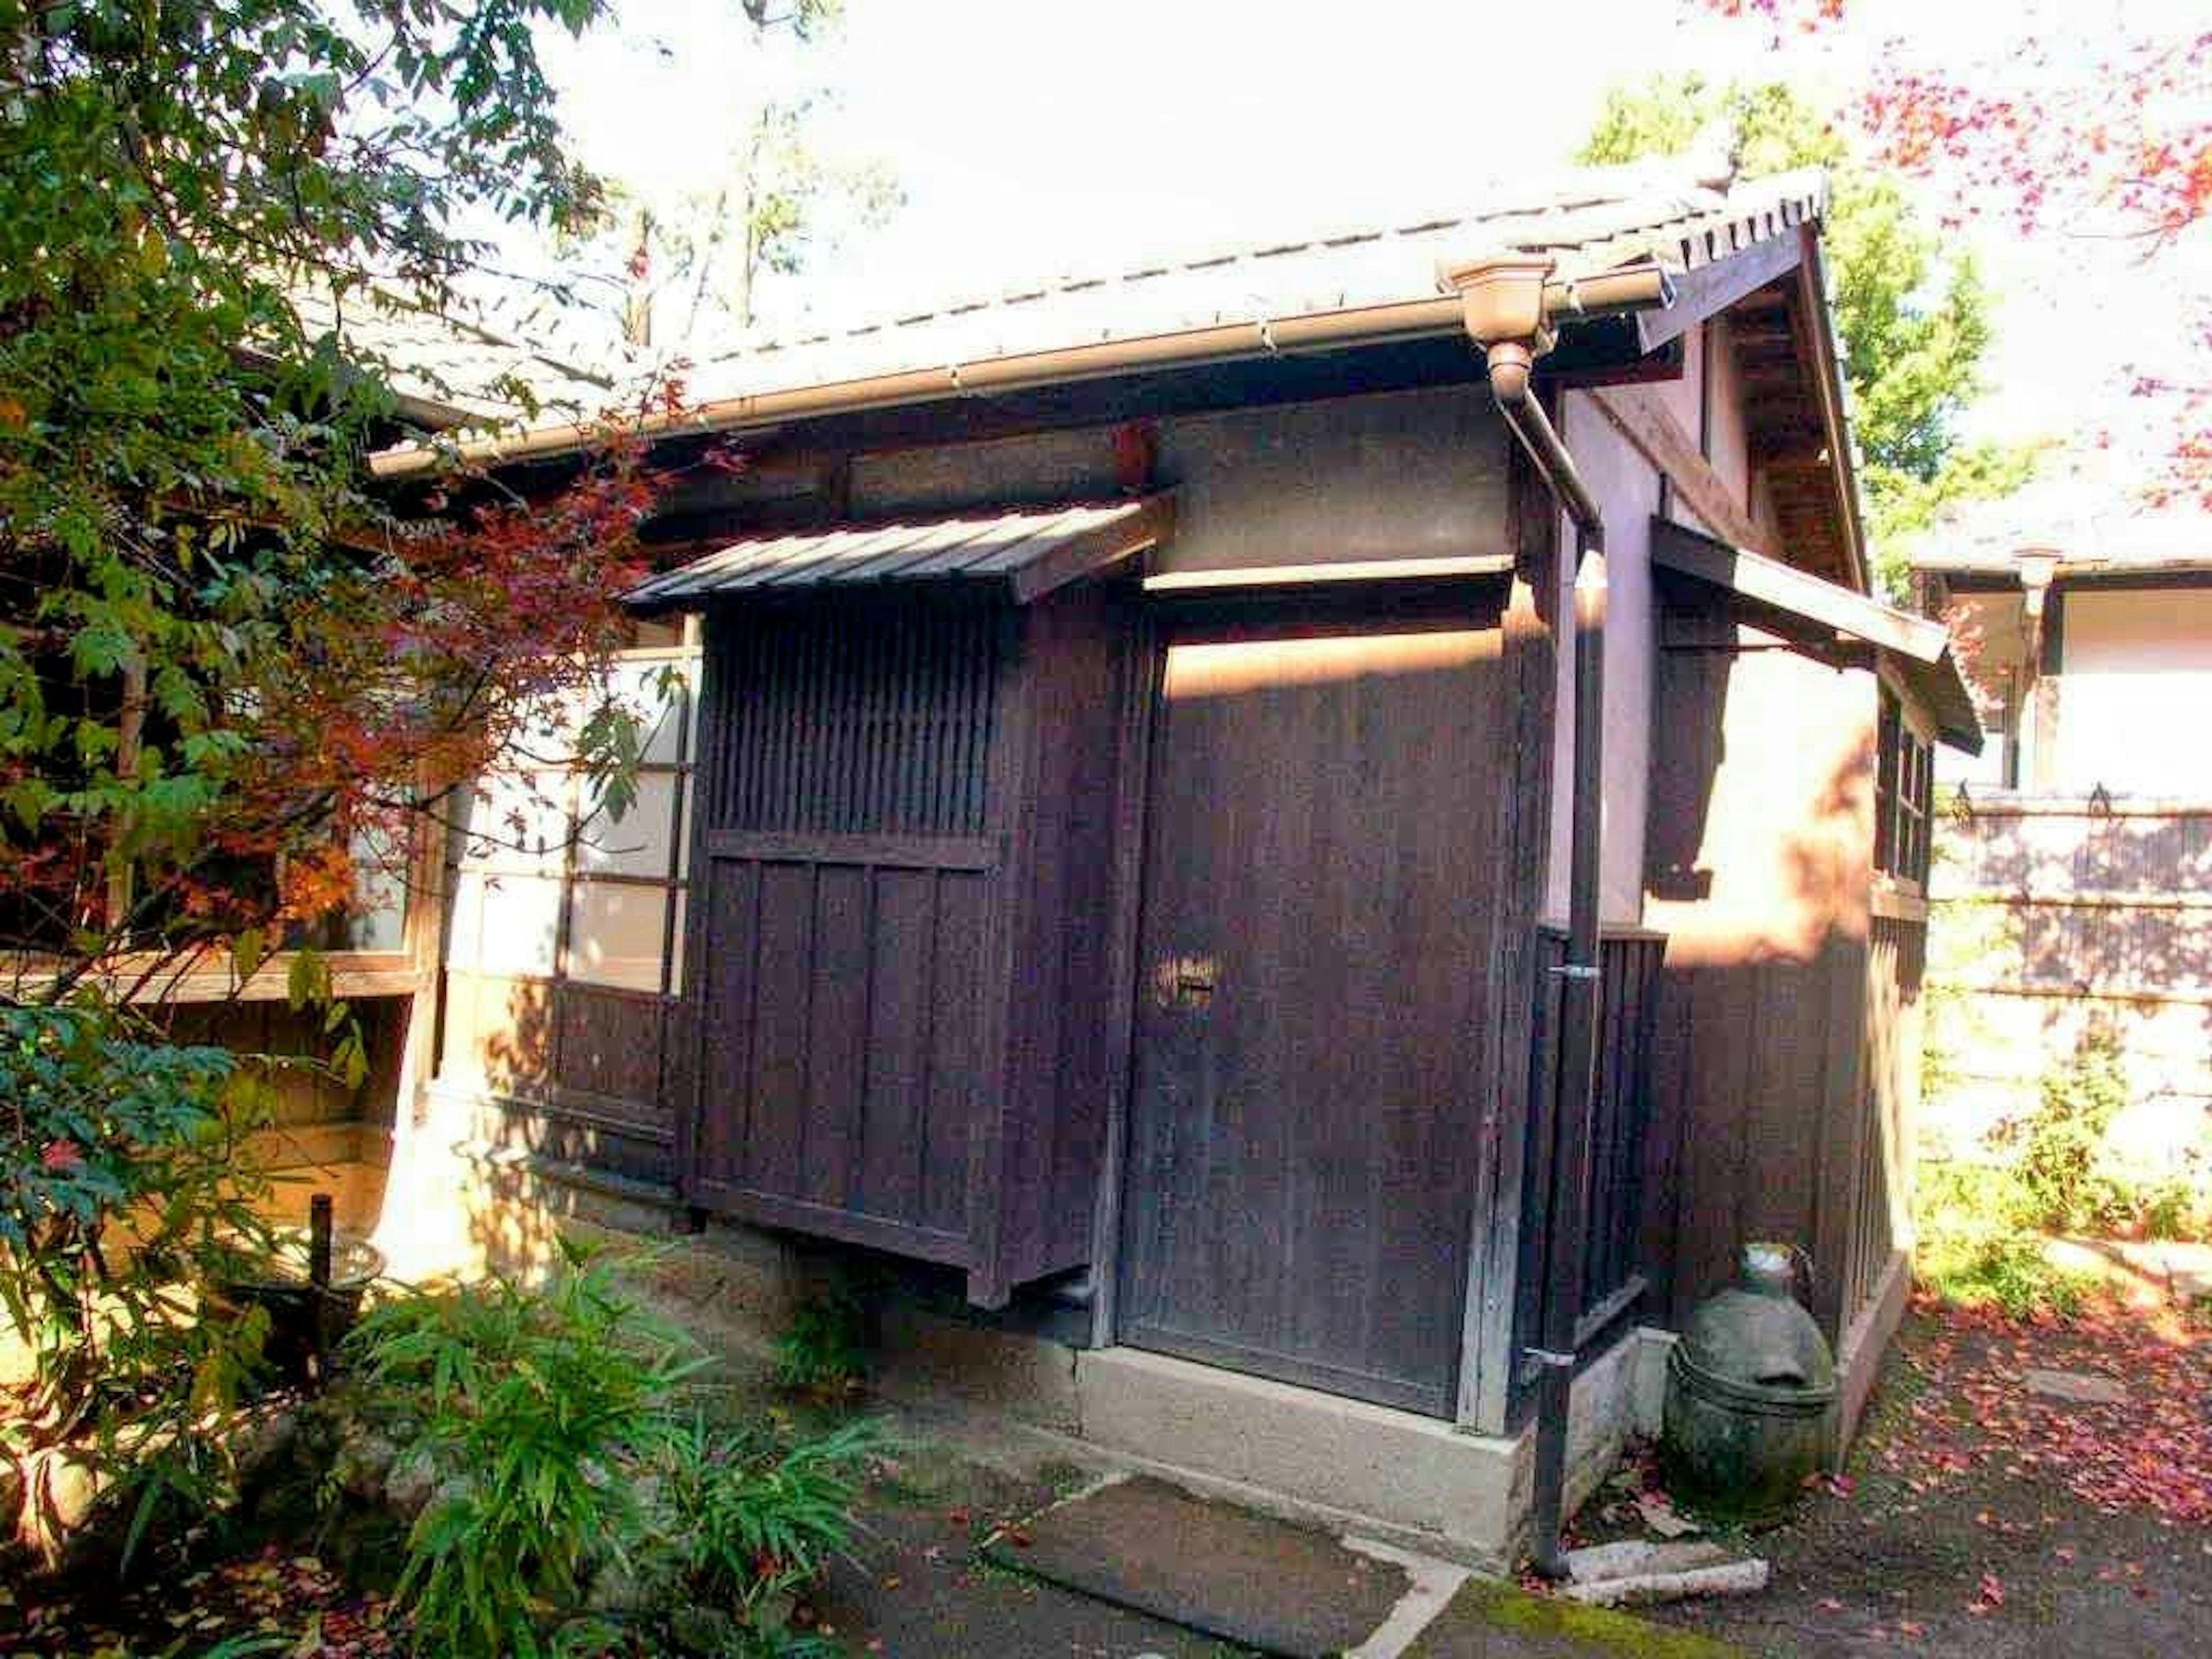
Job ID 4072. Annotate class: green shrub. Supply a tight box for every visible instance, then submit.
[656,1415,881,1655]
[1992,1033,2132,1233]
[0,1004,278,1564]
[774,1290,866,1396]
[346,1240,701,1658]
[1914,1161,2090,1317]
[349,1243,880,1658]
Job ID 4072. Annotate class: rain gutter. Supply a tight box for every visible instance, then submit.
[1443,251,1619,1582]
[367,265,1672,480]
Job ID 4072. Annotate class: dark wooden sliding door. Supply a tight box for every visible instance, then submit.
[1116,608,1502,1416]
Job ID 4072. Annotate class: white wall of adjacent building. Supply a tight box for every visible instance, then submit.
[2051,586,2212,797]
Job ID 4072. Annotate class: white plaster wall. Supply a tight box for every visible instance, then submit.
[2053,587,2212,796]
[1547,391,1661,925]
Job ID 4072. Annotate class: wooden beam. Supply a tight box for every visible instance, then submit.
[1791,227,1872,593]
[1590,384,1778,559]
[1634,234,1804,353]
[1008,494,1176,605]
[1461,426,1560,1434]
[1141,552,1514,594]
[1650,517,1946,662]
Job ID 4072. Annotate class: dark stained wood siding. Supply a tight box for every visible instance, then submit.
[997,584,1126,1287]
[1640,933,1872,1338]
[1464,434,1562,1431]
[688,597,1006,1267]
[689,851,988,1263]
[1511,927,1665,1405]
[1839,911,1921,1329]
[683,588,1130,1300]
[1116,601,1505,1417]
[1638,604,1902,1344]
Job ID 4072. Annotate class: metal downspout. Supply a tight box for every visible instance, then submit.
[1446,257,1613,1581]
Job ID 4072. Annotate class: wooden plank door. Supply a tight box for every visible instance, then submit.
[1116,613,1499,1417]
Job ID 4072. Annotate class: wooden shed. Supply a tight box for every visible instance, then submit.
[376,159,1982,1554]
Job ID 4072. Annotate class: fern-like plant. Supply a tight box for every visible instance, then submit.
[656,1414,881,1651]
[344,1240,702,1658]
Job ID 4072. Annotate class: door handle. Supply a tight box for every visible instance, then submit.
[1151,953,1218,1011]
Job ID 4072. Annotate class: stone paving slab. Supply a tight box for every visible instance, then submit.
[1402,1578,1747,1658]
[984,1474,1411,1658]
[2021,1366,2128,1406]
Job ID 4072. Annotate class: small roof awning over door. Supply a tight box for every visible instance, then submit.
[1651,516,1984,753]
[626,495,1173,612]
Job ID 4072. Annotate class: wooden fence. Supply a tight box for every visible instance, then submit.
[1514,926,1668,1381]
[1927,793,2212,1158]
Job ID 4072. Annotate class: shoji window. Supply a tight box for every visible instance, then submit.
[442,620,701,998]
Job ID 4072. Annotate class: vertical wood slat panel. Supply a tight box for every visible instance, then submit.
[1514,928,1665,1370]
[687,599,1009,1266]
[707,601,998,839]
[744,863,816,1198]
[859,868,935,1223]
[694,853,983,1242]
[925,871,984,1234]
[802,865,871,1207]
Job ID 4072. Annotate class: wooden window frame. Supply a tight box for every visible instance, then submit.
[1874,683,1934,893]
[442,641,700,1002]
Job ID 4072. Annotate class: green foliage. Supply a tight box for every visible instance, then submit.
[1913,1161,2090,1319]
[774,1290,866,1396]
[0,1002,278,1562]
[0,0,623,976]
[1993,1032,2133,1234]
[656,1415,881,1656]
[1921,880,2024,1111]
[1580,75,2034,596]
[344,1240,700,1658]
[346,1243,879,1658]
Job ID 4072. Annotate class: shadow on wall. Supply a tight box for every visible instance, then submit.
[370,968,690,1285]
[1637,637,1907,1345]
[1940,804,2212,993]
[363,970,555,1283]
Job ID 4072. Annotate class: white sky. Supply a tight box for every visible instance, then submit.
[535,0,2212,461]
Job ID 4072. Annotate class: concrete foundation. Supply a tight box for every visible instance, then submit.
[343,1124,1662,1569]
[868,1313,1654,1570]
[1073,1347,1526,1565]
[1835,1249,1911,1452]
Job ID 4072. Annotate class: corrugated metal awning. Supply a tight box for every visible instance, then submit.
[626,496,1173,612]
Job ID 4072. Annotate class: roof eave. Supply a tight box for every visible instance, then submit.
[368,266,1676,481]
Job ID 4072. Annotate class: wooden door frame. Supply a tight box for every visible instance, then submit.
[1085,596,1163,1349]
[1090,584,1512,1406]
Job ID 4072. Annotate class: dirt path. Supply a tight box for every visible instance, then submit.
[1604,1298,2212,1657]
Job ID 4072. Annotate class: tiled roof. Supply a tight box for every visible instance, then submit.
[671,163,1828,406]
[288,284,622,424]
[363,159,1828,474]
[1910,472,2212,575]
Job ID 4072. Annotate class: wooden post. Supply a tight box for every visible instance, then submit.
[308,1191,335,1382]
[1463,426,1560,1433]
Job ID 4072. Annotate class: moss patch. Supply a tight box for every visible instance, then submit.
[1404,1578,1747,1658]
